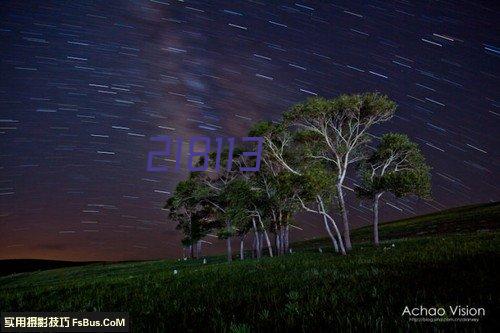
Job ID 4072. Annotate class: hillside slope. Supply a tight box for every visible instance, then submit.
[0,202,498,331]
[294,201,499,250]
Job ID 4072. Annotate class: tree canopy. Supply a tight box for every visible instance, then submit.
[164,93,431,259]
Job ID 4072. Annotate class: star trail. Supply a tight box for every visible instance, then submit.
[0,1,498,261]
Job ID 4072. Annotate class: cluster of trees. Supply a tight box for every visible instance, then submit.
[164,93,431,262]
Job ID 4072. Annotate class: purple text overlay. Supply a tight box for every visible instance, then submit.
[147,136,263,172]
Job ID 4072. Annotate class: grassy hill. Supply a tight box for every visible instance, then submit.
[294,201,499,250]
[0,202,498,331]
[0,259,99,276]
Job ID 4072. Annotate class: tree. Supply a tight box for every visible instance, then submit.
[288,129,346,255]
[248,179,275,258]
[164,178,212,258]
[294,161,347,255]
[284,93,397,250]
[189,150,238,263]
[249,121,306,256]
[357,133,431,246]
[221,178,256,260]
[252,122,346,255]
[190,146,263,262]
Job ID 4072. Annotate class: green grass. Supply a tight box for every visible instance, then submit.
[294,201,500,250]
[1,203,499,331]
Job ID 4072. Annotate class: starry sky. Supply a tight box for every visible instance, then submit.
[1,0,499,261]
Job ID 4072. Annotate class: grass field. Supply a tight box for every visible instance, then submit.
[1,202,498,331]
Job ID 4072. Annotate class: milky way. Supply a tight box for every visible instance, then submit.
[1,1,499,260]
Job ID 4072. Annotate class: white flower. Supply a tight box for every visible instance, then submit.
[203,258,207,264]
[173,269,178,275]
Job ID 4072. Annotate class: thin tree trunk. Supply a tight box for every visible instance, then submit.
[337,183,352,250]
[252,236,256,258]
[277,212,281,255]
[252,218,261,258]
[318,198,339,252]
[264,231,273,257]
[330,219,346,256]
[190,245,194,258]
[226,220,232,263]
[373,193,382,246]
[276,232,279,255]
[318,195,346,255]
[259,232,264,256]
[227,237,232,262]
[283,227,287,254]
[323,211,339,252]
[280,227,285,254]
[284,225,290,253]
[257,215,273,257]
[275,229,281,255]
[280,228,284,254]
[280,233,283,255]
[240,236,245,260]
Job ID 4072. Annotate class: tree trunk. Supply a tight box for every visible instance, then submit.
[281,227,285,254]
[280,228,283,255]
[226,237,232,262]
[276,231,279,255]
[323,212,339,252]
[190,245,194,258]
[319,195,346,255]
[240,236,245,260]
[337,183,352,250]
[252,218,261,258]
[252,235,256,258]
[257,215,273,257]
[259,232,264,256]
[284,225,290,253]
[329,218,346,255]
[373,193,382,246]
[226,220,232,263]
[274,229,281,256]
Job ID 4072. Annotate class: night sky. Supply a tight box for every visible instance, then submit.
[1,1,499,261]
